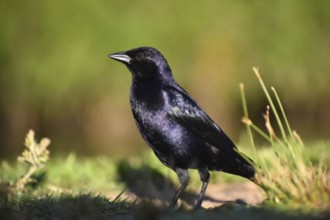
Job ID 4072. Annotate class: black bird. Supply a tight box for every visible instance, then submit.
[109,47,256,209]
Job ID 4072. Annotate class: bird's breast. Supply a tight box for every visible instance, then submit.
[130,89,185,145]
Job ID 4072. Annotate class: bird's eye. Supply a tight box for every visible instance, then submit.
[137,53,144,59]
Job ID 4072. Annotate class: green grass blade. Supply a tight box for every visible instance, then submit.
[252,67,287,142]
[271,87,294,140]
[239,83,257,161]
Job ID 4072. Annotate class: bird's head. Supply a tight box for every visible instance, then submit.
[109,47,173,82]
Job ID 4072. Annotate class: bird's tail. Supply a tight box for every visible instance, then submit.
[221,148,257,180]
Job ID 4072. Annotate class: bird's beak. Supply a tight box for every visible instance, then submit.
[108,52,132,64]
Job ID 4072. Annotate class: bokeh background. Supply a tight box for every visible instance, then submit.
[1,0,330,159]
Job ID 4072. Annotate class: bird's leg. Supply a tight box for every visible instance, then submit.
[169,168,189,208]
[195,167,210,209]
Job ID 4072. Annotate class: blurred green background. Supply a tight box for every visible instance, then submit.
[1,0,330,158]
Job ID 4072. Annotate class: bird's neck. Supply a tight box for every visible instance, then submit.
[130,81,165,111]
[130,72,177,108]
[131,77,164,96]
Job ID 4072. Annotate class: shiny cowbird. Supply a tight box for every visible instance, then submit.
[109,47,256,209]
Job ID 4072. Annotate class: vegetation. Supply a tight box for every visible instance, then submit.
[240,68,329,210]
[15,130,50,191]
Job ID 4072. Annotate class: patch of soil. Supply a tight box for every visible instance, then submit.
[108,181,265,209]
[201,182,265,208]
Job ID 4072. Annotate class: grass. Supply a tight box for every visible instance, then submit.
[1,69,330,219]
[0,193,134,219]
[240,67,330,210]
[1,141,329,219]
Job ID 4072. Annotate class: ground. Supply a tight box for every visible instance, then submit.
[108,181,264,209]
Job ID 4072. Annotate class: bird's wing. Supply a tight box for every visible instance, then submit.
[165,86,237,151]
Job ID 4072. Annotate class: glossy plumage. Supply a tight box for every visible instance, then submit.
[109,47,256,209]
